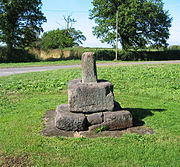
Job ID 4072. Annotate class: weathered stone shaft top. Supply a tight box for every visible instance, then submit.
[82,52,97,83]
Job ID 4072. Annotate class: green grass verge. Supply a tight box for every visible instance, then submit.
[0,60,128,68]
[0,64,180,166]
[0,60,81,68]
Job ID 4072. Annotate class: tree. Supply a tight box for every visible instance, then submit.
[40,28,86,50]
[0,0,46,56]
[90,0,172,50]
[63,15,76,30]
[69,28,86,46]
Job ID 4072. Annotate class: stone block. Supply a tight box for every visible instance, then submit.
[55,104,87,131]
[86,112,103,126]
[68,79,114,113]
[89,110,133,131]
[103,110,133,130]
[82,52,97,83]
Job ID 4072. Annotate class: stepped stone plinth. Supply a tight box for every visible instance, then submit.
[55,52,133,132]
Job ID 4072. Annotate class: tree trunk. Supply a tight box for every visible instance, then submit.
[6,43,13,62]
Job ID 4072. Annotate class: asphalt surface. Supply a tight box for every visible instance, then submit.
[0,60,180,77]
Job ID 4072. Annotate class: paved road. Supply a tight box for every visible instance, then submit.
[1,60,180,77]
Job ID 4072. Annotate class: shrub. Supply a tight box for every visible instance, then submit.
[95,50,180,61]
[95,50,115,60]
[168,45,180,50]
[0,47,39,63]
[40,29,86,50]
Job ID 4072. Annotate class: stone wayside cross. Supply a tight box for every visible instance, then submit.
[55,52,133,132]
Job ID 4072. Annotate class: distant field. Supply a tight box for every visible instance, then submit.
[0,64,180,166]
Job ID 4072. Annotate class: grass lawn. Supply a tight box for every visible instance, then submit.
[0,60,82,68]
[0,64,180,166]
[0,60,130,68]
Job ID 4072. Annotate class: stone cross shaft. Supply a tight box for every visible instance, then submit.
[82,52,97,83]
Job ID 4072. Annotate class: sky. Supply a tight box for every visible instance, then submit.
[41,0,180,48]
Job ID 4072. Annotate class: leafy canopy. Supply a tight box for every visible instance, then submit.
[0,0,46,50]
[40,28,86,50]
[90,0,172,50]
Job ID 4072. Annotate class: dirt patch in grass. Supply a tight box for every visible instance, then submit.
[41,110,154,138]
[0,154,31,167]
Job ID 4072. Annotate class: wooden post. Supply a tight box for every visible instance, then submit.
[115,10,118,61]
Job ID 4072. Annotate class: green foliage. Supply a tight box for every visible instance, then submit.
[95,125,109,133]
[0,0,46,55]
[90,0,172,50]
[40,28,86,50]
[95,49,180,61]
[70,28,86,46]
[40,29,73,50]
[95,49,115,60]
[0,46,38,63]
[168,45,180,50]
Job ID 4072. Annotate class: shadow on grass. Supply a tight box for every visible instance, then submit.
[124,108,166,126]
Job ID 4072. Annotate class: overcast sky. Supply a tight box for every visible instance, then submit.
[41,0,180,48]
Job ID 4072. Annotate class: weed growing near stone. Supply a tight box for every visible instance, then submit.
[95,125,109,133]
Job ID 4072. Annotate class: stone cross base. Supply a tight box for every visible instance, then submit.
[55,104,133,131]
